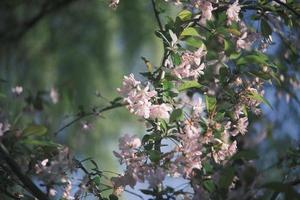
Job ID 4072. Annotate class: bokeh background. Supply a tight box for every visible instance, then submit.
[0,0,167,170]
[0,0,299,199]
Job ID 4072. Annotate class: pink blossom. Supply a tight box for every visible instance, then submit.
[120,78,157,118]
[172,47,206,79]
[125,87,154,118]
[213,141,237,163]
[127,99,152,118]
[193,45,206,65]
[199,1,214,24]
[109,0,120,8]
[174,123,203,177]
[236,32,248,49]
[192,96,205,116]
[49,188,57,196]
[11,86,23,95]
[147,167,166,188]
[113,134,142,165]
[164,0,182,5]
[183,121,199,138]
[118,134,141,151]
[62,179,74,200]
[173,64,192,79]
[149,104,172,119]
[190,63,205,79]
[236,117,248,135]
[117,73,141,97]
[226,1,241,25]
[50,87,59,104]
[111,171,138,188]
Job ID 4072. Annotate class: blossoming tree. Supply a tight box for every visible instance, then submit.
[0,0,300,200]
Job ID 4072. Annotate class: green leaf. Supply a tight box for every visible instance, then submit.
[0,93,6,98]
[93,175,101,186]
[180,27,199,37]
[216,12,227,25]
[109,194,118,200]
[23,125,47,137]
[214,112,225,122]
[236,52,269,66]
[178,80,202,91]
[149,150,161,163]
[261,18,272,38]
[248,91,273,109]
[205,95,217,113]
[219,167,235,189]
[159,119,168,133]
[203,180,216,193]
[203,162,213,174]
[177,10,192,21]
[219,67,230,83]
[224,39,235,55]
[226,28,241,36]
[224,39,230,51]
[242,105,248,117]
[171,53,181,66]
[21,139,59,147]
[262,182,300,199]
[229,53,241,60]
[231,149,258,161]
[169,108,184,123]
[162,80,173,90]
[185,37,204,48]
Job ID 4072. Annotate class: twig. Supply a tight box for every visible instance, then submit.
[124,189,144,200]
[151,0,170,68]
[273,0,300,17]
[0,143,49,200]
[54,102,124,136]
[0,187,20,200]
[151,0,164,32]
[0,0,77,43]
[53,113,93,136]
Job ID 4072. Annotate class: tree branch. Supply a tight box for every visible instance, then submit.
[151,0,164,33]
[0,143,50,200]
[0,0,78,43]
[54,102,124,136]
[151,0,170,69]
[273,0,300,18]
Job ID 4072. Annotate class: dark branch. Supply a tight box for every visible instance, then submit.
[151,0,164,33]
[0,0,77,44]
[54,102,124,136]
[151,0,170,68]
[0,143,50,200]
[273,0,300,18]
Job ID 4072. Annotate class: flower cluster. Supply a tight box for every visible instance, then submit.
[171,45,206,79]
[34,147,75,194]
[109,1,274,198]
[117,73,172,119]
[108,0,120,9]
[112,134,166,190]
[111,0,241,26]
[226,1,241,25]
[112,70,251,195]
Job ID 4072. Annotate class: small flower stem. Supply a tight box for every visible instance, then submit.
[53,102,124,136]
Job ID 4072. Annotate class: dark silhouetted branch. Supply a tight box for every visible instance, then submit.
[0,143,50,200]
[54,102,125,136]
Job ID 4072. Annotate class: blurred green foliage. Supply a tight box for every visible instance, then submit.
[0,0,165,169]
